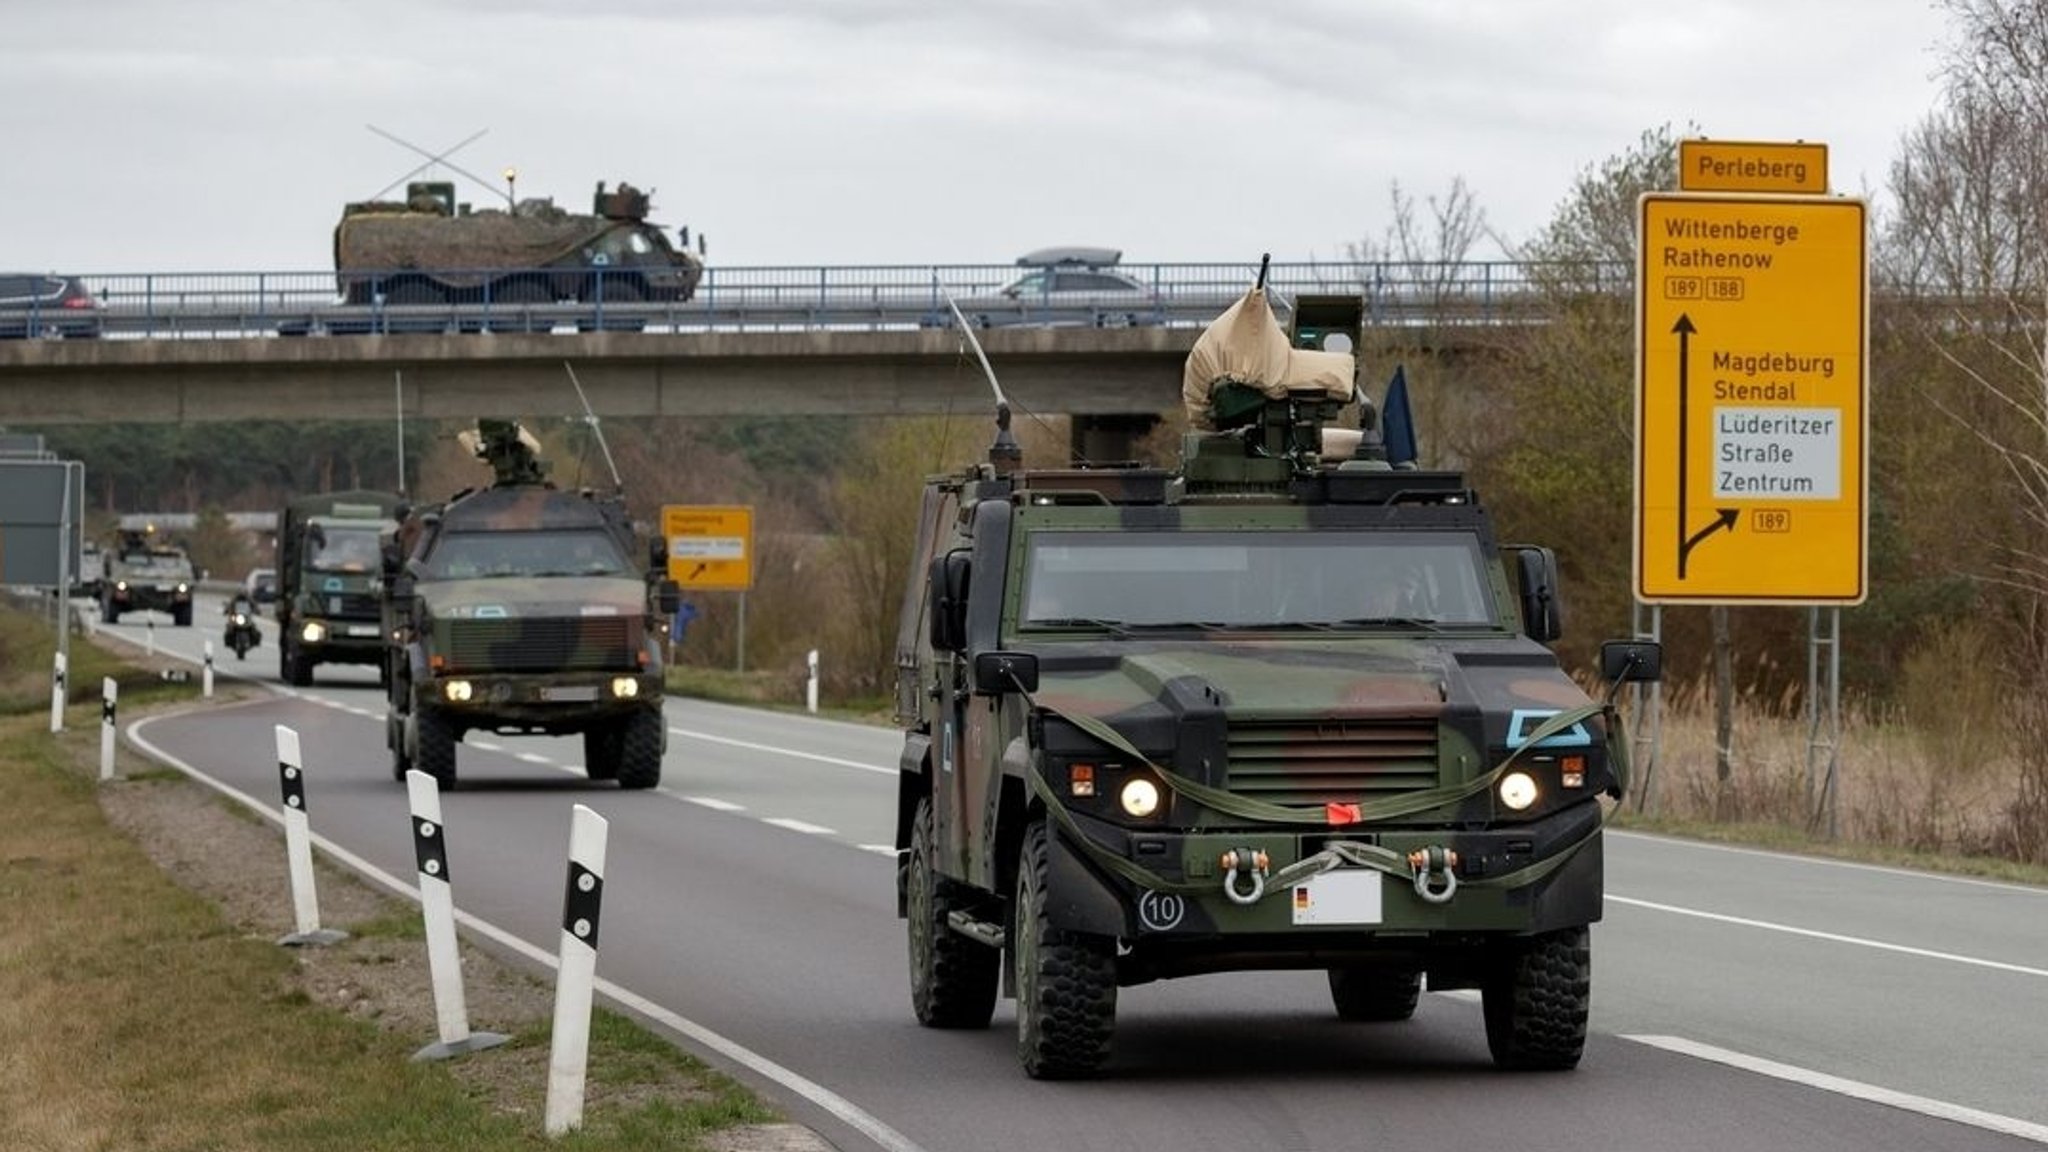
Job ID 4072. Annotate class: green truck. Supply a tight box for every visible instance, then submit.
[893,289,1658,1078]
[381,420,679,788]
[276,490,404,686]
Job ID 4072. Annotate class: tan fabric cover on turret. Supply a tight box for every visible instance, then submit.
[1182,287,1354,429]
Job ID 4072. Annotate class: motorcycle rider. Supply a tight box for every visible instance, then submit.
[223,592,261,659]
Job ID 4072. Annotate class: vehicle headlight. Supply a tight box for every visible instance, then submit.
[609,677,640,699]
[231,613,248,626]
[1499,771,1540,811]
[115,580,129,592]
[1119,778,1162,818]
[301,621,327,643]
[444,680,473,702]
[176,582,189,594]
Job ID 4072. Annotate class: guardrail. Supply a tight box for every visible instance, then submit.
[4,260,1636,341]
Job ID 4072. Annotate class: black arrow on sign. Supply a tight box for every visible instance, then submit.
[1671,314,1736,579]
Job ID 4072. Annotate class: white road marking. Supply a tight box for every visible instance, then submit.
[124,717,931,1152]
[1628,1035,2048,1145]
[683,796,746,812]
[1609,895,2048,979]
[763,818,836,836]
[1612,830,2048,896]
[668,726,892,776]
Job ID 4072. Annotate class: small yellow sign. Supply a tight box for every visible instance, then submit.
[662,504,753,591]
[1634,193,1867,604]
[1678,139,1829,195]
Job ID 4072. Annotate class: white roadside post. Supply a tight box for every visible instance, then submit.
[202,639,214,698]
[49,651,66,733]
[145,615,155,656]
[546,804,609,1137]
[99,678,116,781]
[806,648,819,714]
[275,725,347,947]
[406,769,508,1061]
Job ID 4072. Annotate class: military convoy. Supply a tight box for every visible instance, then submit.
[276,490,403,686]
[893,284,1658,1077]
[333,179,705,314]
[379,420,679,789]
[100,527,195,625]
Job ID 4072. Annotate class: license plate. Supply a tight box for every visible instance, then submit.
[1291,870,1383,925]
[540,685,599,703]
[345,624,380,637]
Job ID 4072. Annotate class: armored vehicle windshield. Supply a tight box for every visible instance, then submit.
[420,527,631,579]
[307,525,383,573]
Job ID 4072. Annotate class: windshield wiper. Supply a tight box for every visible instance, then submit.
[1330,616,1447,632]
[1030,617,1132,637]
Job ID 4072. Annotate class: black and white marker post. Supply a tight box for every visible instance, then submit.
[275,725,347,947]
[50,651,66,734]
[806,648,820,714]
[405,768,507,1061]
[99,677,116,781]
[546,803,609,1137]
[202,639,214,698]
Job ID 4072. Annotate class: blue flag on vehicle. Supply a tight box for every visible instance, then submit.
[1382,364,1418,467]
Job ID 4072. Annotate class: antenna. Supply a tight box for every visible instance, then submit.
[561,362,623,492]
[394,369,407,497]
[366,125,512,209]
[934,274,1021,474]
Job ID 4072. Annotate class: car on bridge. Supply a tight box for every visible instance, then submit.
[0,273,101,339]
[939,247,1164,329]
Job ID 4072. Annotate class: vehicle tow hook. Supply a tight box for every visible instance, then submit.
[1408,846,1459,904]
[1220,848,1270,905]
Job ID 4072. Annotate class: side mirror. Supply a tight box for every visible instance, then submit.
[972,651,1038,696]
[1510,545,1563,643]
[308,523,327,550]
[927,551,971,652]
[1600,639,1663,684]
[648,535,669,570]
[380,536,404,577]
[655,578,680,617]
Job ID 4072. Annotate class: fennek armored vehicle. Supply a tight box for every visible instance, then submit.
[334,179,705,310]
[381,420,680,789]
[100,526,194,626]
[276,490,403,686]
[894,284,1660,1078]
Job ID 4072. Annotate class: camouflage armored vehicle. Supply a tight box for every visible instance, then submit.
[276,490,404,686]
[894,287,1659,1078]
[381,420,679,789]
[100,527,194,626]
[334,179,705,310]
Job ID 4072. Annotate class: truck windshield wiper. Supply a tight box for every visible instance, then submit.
[1331,616,1446,632]
[1029,617,1132,637]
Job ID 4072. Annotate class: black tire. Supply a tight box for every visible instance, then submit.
[284,644,313,687]
[1482,925,1591,1070]
[907,798,998,1029]
[414,705,459,788]
[1328,966,1423,1022]
[615,708,664,790]
[388,706,413,782]
[583,721,623,781]
[172,604,192,628]
[1014,819,1116,1078]
[101,599,120,624]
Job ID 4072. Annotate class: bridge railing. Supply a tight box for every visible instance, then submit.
[52,261,1636,339]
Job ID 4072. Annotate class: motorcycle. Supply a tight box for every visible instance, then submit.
[223,598,262,660]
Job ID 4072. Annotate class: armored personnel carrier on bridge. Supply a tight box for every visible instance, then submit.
[334,179,705,310]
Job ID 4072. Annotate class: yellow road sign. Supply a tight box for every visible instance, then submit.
[1678,139,1829,194]
[662,504,753,591]
[1634,193,1867,604]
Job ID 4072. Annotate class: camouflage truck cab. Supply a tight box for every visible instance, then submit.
[276,490,403,686]
[101,527,194,626]
[381,420,680,789]
[894,288,1660,1078]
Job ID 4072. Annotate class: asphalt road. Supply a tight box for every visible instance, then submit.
[83,599,2048,1151]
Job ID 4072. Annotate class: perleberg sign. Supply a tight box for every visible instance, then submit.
[1678,139,1829,195]
[662,504,754,591]
[1634,192,1868,604]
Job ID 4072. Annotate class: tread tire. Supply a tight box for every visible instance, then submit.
[414,704,459,789]
[614,708,664,790]
[1014,819,1116,1079]
[583,721,623,781]
[907,798,999,1029]
[1328,967,1423,1022]
[1482,925,1591,1070]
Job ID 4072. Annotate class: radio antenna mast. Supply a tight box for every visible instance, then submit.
[366,125,510,208]
[394,369,407,496]
[561,361,623,492]
[934,274,1021,474]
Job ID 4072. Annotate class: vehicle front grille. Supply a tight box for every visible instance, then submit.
[443,617,636,673]
[1224,718,1441,805]
[323,592,381,618]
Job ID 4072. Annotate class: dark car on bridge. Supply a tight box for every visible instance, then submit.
[0,273,102,339]
[942,248,1165,329]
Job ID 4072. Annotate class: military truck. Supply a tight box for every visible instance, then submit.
[276,490,404,686]
[893,286,1659,1078]
[100,527,194,625]
[333,179,705,313]
[381,420,679,789]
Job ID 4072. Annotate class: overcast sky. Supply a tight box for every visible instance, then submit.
[2,0,1954,275]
